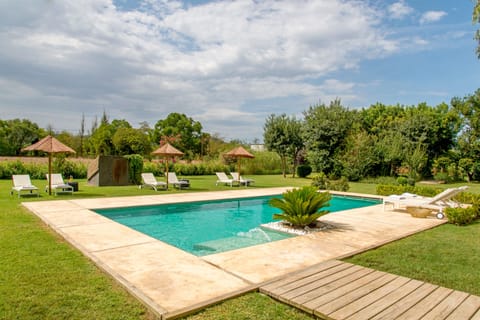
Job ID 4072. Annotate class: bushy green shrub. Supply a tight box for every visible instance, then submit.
[53,156,87,179]
[125,154,143,185]
[328,177,350,192]
[311,172,349,191]
[396,176,408,185]
[311,172,328,189]
[142,161,164,176]
[296,164,312,178]
[376,184,440,197]
[445,207,478,226]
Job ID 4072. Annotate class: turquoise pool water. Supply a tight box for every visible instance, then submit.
[95,195,380,256]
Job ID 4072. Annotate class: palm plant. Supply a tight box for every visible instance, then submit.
[269,186,331,228]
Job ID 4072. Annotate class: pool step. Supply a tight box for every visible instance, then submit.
[194,236,262,254]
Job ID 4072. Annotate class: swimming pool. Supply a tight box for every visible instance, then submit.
[95,195,380,256]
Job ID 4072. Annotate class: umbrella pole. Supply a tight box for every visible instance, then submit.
[48,154,52,195]
[165,158,169,190]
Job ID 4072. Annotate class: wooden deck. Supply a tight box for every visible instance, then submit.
[260,260,480,320]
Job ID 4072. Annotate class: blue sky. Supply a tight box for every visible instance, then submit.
[0,0,478,142]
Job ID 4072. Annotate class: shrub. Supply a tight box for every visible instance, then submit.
[125,154,144,185]
[328,177,350,192]
[269,186,331,228]
[143,161,164,176]
[311,172,328,189]
[445,207,478,226]
[296,164,312,178]
[376,184,440,197]
[53,156,87,179]
[311,172,349,191]
[396,176,408,185]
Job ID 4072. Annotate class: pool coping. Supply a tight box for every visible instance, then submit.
[22,188,445,319]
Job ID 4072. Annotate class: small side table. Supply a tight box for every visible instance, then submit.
[67,182,79,192]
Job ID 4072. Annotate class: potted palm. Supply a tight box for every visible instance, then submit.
[269,186,331,229]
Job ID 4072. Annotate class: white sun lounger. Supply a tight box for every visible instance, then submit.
[11,174,39,198]
[231,172,255,186]
[46,173,74,196]
[215,172,239,187]
[167,172,190,189]
[383,186,468,218]
[140,173,167,191]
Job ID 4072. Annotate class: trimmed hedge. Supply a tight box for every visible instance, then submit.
[376,184,441,197]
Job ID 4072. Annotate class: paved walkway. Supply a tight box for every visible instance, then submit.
[261,260,480,319]
[22,188,446,319]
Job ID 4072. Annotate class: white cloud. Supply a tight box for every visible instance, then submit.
[420,11,447,24]
[0,0,399,140]
[387,1,414,20]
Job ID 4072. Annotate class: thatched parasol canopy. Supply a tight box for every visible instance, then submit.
[224,146,254,182]
[21,135,76,195]
[151,142,184,189]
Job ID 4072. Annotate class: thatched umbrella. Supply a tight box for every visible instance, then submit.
[224,146,254,182]
[151,142,184,189]
[21,135,76,195]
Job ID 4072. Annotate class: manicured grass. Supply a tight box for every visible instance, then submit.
[182,292,313,320]
[1,175,479,319]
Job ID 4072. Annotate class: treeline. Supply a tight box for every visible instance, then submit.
[2,89,480,182]
[0,112,243,160]
[264,89,480,182]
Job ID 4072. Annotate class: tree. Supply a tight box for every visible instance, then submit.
[263,114,303,177]
[339,130,377,181]
[474,0,480,58]
[302,99,355,174]
[79,113,85,157]
[451,89,480,160]
[153,113,203,158]
[112,127,152,155]
[0,119,44,155]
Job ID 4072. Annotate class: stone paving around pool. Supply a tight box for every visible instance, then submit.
[22,188,446,319]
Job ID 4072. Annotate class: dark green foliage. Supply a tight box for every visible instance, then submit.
[296,164,312,178]
[269,186,331,227]
[125,154,144,185]
[445,207,478,225]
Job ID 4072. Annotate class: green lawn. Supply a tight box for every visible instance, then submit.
[1,176,479,319]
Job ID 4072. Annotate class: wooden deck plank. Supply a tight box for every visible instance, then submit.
[307,270,387,312]
[260,260,344,293]
[420,290,469,320]
[290,267,374,306]
[471,308,480,320]
[260,260,480,320]
[263,261,353,298]
[280,265,365,301]
[328,275,410,320]
[395,286,453,320]
[445,294,480,320]
[371,282,438,320]
[344,279,424,320]
[318,272,397,317]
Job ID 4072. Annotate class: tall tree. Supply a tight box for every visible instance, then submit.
[264,114,303,177]
[79,113,85,157]
[302,99,355,174]
[0,119,44,155]
[153,113,203,158]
